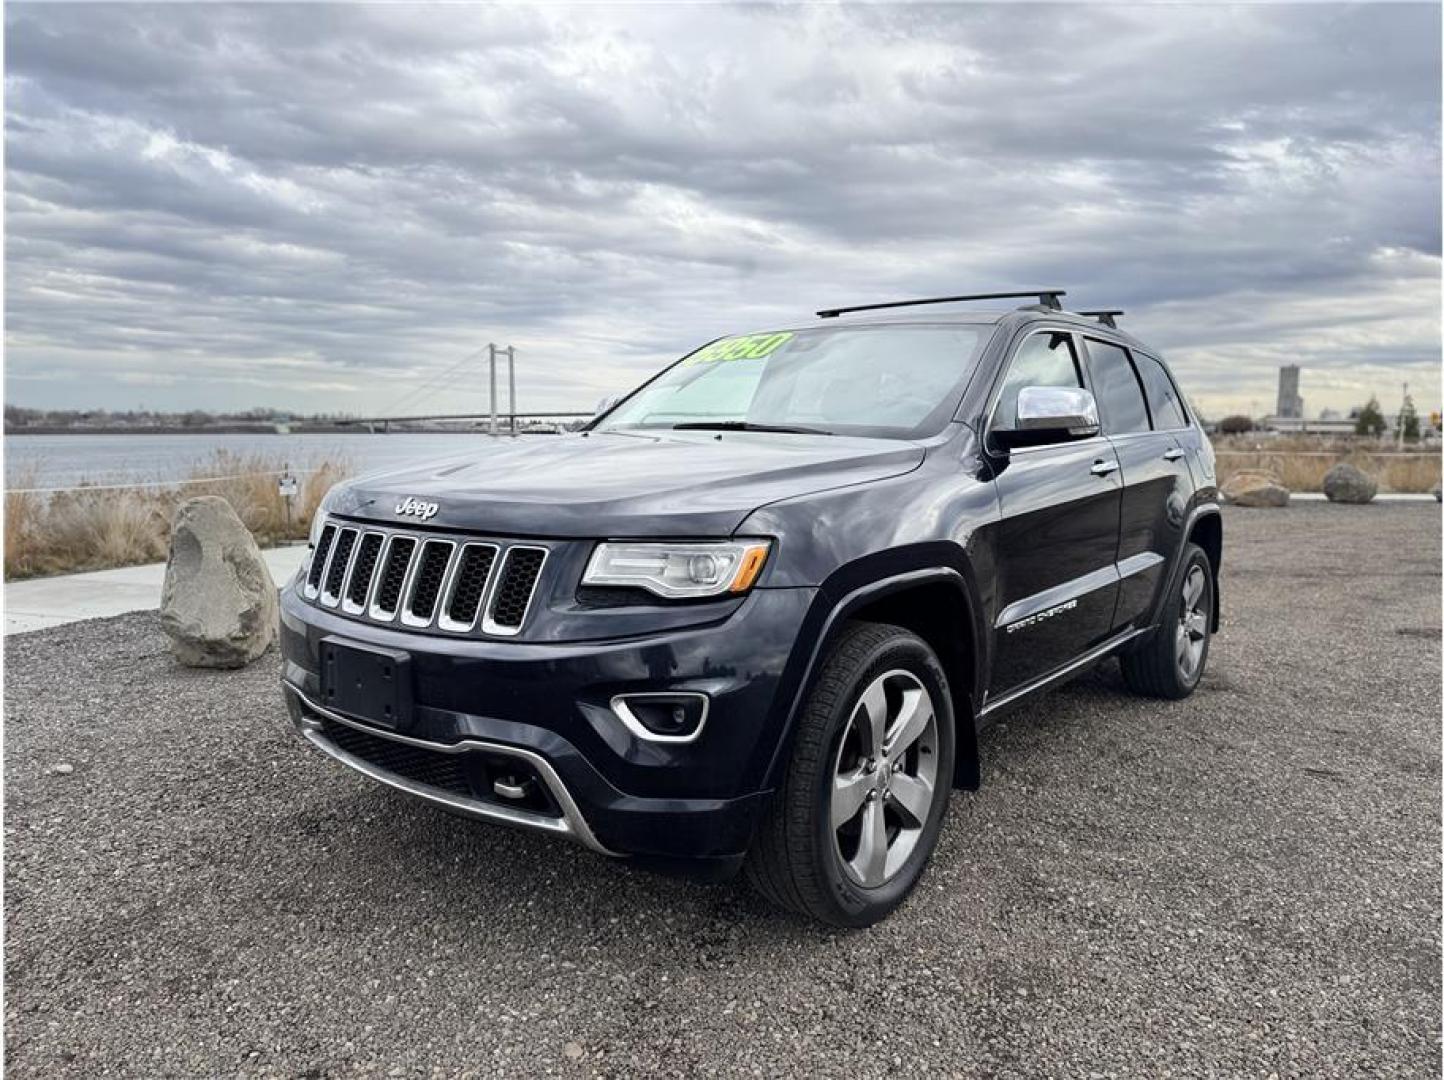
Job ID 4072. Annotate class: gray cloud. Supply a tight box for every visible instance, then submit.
[5,2,1440,418]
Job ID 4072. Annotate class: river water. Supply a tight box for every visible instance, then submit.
[4,432,515,490]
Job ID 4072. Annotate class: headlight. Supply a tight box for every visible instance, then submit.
[582,540,771,599]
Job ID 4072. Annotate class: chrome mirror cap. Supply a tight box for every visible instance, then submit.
[1015,385,1100,438]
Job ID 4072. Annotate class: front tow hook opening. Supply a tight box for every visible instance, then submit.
[493,774,537,801]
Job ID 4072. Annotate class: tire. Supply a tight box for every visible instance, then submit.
[745,621,955,928]
[1120,542,1213,699]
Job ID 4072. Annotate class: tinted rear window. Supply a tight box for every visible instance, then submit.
[1085,339,1150,435]
[1134,353,1189,430]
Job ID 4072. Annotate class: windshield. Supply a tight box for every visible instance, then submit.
[595,324,987,439]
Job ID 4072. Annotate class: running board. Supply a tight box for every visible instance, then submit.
[980,627,1148,718]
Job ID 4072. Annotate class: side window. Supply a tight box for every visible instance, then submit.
[1134,353,1189,430]
[992,331,1083,430]
[1085,339,1150,434]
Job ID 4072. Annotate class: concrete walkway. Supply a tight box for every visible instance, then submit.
[4,546,309,635]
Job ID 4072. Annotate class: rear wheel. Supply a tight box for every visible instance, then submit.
[746,622,955,927]
[1120,542,1213,699]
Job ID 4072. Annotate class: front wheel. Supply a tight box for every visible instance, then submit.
[1120,542,1214,699]
[746,622,955,928]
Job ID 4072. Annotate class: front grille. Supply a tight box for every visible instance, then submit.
[322,528,358,603]
[444,544,498,628]
[345,533,384,608]
[373,537,417,616]
[488,547,547,630]
[306,525,337,593]
[319,717,470,797]
[304,519,547,637]
[405,541,453,623]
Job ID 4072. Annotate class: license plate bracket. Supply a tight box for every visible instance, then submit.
[320,637,413,730]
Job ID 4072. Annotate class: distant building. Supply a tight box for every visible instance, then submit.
[1276,365,1303,419]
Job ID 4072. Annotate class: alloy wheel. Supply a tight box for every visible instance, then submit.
[829,669,940,888]
[1176,564,1209,680]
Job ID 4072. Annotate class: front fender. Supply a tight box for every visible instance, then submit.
[754,548,989,793]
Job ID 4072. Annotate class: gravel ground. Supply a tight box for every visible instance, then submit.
[5,504,1440,1078]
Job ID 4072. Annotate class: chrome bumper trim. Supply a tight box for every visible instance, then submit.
[285,684,617,856]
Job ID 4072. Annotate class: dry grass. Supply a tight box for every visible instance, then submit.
[4,452,350,580]
[1215,443,1441,493]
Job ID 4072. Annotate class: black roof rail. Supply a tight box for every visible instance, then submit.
[1079,309,1124,329]
[817,290,1065,319]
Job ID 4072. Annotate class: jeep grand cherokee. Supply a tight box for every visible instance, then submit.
[280,289,1221,927]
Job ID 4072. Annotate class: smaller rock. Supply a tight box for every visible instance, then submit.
[562,1042,585,1061]
[1222,471,1290,508]
[50,763,74,776]
[1322,462,1377,504]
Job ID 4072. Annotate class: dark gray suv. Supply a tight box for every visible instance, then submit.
[280,289,1221,926]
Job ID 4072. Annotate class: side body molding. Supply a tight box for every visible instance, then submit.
[994,552,1163,633]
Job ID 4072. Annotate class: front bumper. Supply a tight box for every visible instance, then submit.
[279,581,817,864]
[286,685,615,852]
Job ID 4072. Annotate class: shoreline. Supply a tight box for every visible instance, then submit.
[6,426,524,436]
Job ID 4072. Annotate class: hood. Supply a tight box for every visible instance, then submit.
[328,430,926,538]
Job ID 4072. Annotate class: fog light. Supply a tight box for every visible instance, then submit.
[610,693,710,743]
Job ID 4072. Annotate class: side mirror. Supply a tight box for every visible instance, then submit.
[995,386,1100,448]
[594,394,621,416]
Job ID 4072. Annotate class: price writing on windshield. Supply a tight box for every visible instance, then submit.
[687,332,794,364]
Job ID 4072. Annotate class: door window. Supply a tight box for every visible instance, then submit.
[1085,339,1150,434]
[1134,353,1189,430]
[992,331,1083,431]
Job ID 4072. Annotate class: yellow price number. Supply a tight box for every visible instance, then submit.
[687,332,794,364]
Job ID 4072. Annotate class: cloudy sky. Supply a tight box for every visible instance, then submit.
[5,3,1440,420]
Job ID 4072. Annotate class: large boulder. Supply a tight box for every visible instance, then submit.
[1322,462,1377,504]
[1222,470,1290,508]
[160,496,277,668]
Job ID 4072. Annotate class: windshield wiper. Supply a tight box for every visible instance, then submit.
[672,420,833,436]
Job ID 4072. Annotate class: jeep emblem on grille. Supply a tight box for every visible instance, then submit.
[394,496,439,520]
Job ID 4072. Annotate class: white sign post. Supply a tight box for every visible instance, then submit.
[278,467,299,535]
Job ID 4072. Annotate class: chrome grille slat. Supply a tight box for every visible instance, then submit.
[370,536,418,621]
[304,524,337,599]
[437,543,499,633]
[482,546,548,637]
[320,528,359,607]
[308,519,546,636]
[401,540,456,628]
[342,533,386,614]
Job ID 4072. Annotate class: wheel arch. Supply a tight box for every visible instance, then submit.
[1145,502,1223,633]
[763,549,989,794]
[1186,508,1223,631]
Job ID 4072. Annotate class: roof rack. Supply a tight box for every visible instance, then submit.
[816,290,1065,319]
[1079,309,1124,329]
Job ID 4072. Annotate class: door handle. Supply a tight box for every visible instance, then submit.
[1090,459,1119,476]
[1163,447,1186,461]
